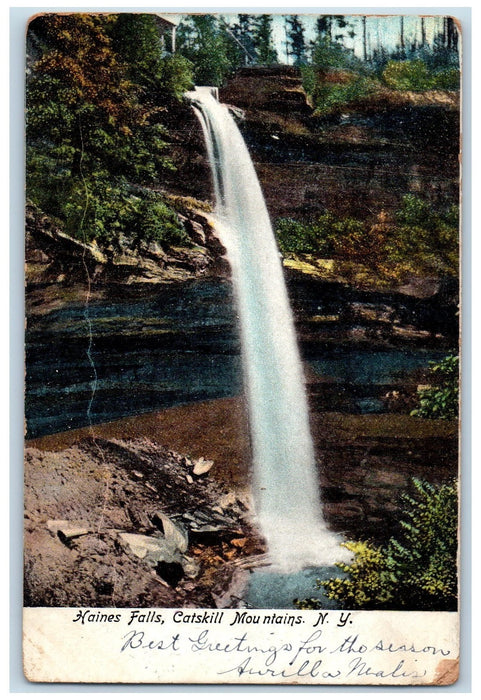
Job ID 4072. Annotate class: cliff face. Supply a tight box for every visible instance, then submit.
[160,100,214,203]
[25,201,227,289]
[26,67,460,290]
[217,66,460,223]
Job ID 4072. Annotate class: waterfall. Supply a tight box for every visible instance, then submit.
[188,86,345,572]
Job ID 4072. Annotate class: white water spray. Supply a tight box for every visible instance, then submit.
[188,87,345,571]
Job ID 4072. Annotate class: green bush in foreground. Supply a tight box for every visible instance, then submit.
[295,479,458,611]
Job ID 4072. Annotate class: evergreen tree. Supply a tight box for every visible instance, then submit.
[177,14,234,85]
[308,14,357,70]
[285,15,307,66]
[253,14,278,65]
[231,14,257,65]
[108,14,193,103]
[315,15,354,44]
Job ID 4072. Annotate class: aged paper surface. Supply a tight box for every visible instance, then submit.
[23,608,459,684]
[23,11,461,685]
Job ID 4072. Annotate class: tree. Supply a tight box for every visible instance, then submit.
[253,15,278,65]
[399,15,406,58]
[362,16,368,62]
[177,14,234,86]
[109,13,164,97]
[316,14,354,46]
[285,15,306,66]
[307,14,358,71]
[230,14,257,65]
[109,14,193,102]
[26,13,188,247]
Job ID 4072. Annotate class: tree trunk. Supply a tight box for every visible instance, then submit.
[362,16,367,62]
[400,16,405,58]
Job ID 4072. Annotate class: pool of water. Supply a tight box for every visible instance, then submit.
[246,566,343,609]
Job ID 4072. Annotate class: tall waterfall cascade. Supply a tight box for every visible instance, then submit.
[187,86,346,572]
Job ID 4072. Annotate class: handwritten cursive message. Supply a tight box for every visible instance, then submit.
[116,609,454,683]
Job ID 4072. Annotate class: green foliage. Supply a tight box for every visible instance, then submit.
[44,172,187,250]
[411,355,459,420]
[62,175,135,246]
[275,218,323,254]
[275,195,458,281]
[109,14,194,101]
[228,14,257,67]
[293,597,325,610]
[296,479,458,611]
[160,54,195,100]
[276,213,354,256]
[395,193,437,229]
[285,15,307,66]
[26,13,194,251]
[303,67,381,115]
[131,193,190,249]
[382,59,435,91]
[433,67,460,90]
[314,15,355,47]
[387,195,459,276]
[253,15,278,65]
[275,212,380,262]
[322,541,393,608]
[382,59,460,92]
[177,15,236,86]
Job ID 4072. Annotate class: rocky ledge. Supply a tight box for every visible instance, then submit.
[25,201,228,288]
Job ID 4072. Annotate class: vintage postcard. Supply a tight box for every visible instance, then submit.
[23,11,462,685]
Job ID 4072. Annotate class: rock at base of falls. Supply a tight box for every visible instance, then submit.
[192,457,214,477]
[117,532,179,567]
[151,512,189,553]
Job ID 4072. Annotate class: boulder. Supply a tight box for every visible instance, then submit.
[117,532,178,566]
[180,555,200,579]
[26,204,107,265]
[151,512,189,553]
[47,519,90,543]
[192,457,214,477]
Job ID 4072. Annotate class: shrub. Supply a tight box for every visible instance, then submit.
[382,59,434,91]
[61,177,189,250]
[275,218,317,254]
[295,479,458,611]
[309,73,381,114]
[411,354,459,420]
[433,67,460,90]
[159,54,195,100]
[62,174,137,246]
[275,197,458,279]
[275,212,383,264]
[131,194,190,249]
[386,195,459,276]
